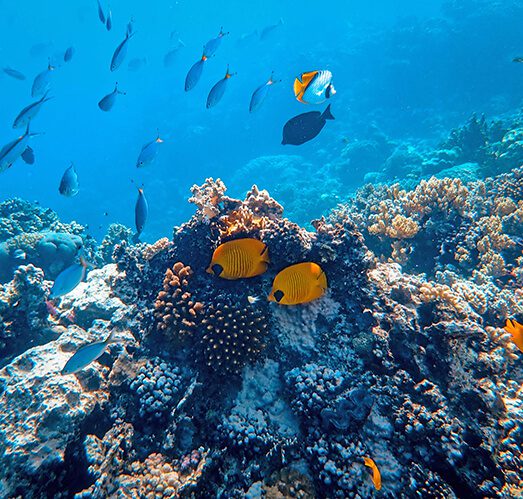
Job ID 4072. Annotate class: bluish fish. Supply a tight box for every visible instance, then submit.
[106,7,112,31]
[49,258,88,299]
[110,28,134,72]
[31,62,55,98]
[134,187,148,241]
[98,82,125,112]
[0,124,39,173]
[126,18,134,37]
[203,27,228,58]
[3,67,26,80]
[21,146,35,165]
[12,248,27,261]
[185,57,206,91]
[137,132,163,168]
[127,57,146,72]
[97,0,106,24]
[64,46,75,62]
[260,18,284,40]
[13,91,52,129]
[163,37,185,68]
[236,30,259,47]
[282,104,335,145]
[61,330,116,375]
[249,72,278,113]
[59,163,79,197]
[206,66,235,109]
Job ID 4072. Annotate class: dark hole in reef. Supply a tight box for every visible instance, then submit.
[389,329,422,382]
[430,454,483,499]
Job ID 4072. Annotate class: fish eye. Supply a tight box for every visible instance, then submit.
[211,263,223,276]
[274,290,284,302]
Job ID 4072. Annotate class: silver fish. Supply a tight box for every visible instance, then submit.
[106,7,112,31]
[206,66,235,109]
[13,91,53,129]
[260,18,284,40]
[110,29,134,71]
[184,57,206,91]
[249,72,278,113]
[59,163,79,197]
[0,124,39,173]
[61,331,116,375]
[64,47,75,62]
[203,27,228,58]
[134,187,148,241]
[136,132,163,167]
[98,82,125,112]
[3,67,26,80]
[31,62,55,98]
[49,258,88,299]
[97,0,105,24]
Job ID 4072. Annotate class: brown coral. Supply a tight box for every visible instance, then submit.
[154,262,204,342]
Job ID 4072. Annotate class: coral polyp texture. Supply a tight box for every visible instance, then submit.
[1,163,522,497]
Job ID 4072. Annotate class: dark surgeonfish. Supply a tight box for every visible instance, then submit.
[203,27,228,58]
[185,56,207,91]
[136,132,163,167]
[294,70,335,104]
[110,25,134,71]
[13,91,53,129]
[64,46,75,62]
[21,146,35,165]
[282,104,334,145]
[0,124,39,173]
[3,67,26,80]
[207,66,235,109]
[61,330,116,375]
[59,163,79,197]
[96,0,106,24]
[134,187,148,242]
[98,82,125,111]
[31,61,55,98]
[249,72,278,113]
[260,18,283,40]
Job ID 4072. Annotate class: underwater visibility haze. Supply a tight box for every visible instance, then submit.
[1,0,523,497]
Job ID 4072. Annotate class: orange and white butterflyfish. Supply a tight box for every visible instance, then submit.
[206,238,269,279]
[268,262,327,305]
[293,70,336,104]
[503,319,523,352]
[363,456,382,491]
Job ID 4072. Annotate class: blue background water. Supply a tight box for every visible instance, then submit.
[0,0,522,241]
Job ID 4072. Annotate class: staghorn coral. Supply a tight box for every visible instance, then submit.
[154,262,204,343]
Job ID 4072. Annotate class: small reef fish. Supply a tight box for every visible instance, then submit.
[249,72,278,113]
[136,132,163,168]
[12,248,26,260]
[59,163,79,197]
[61,331,116,375]
[128,57,146,72]
[513,57,523,63]
[503,319,523,352]
[64,46,75,62]
[49,258,88,299]
[31,62,55,98]
[3,67,26,80]
[0,124,39,173]
[294,70,336,104]
[260,18,284,40]
[185,57,207,91]
[282,104,335,145]
[126,18,134,36]
[110,27,134,71]
[134,187,148,242]
[21,146,35,165]
[98,82,125,111]
[106,6,112,31]
[207,238,269,279]
[12,91,52,129]
[247,295,260,304]
[363,457,382,491]
[96,0,106,24]
[203,28,228,58]
[207,66,235,109]
[268,262,327,305]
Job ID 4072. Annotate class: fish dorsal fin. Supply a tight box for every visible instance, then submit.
[294,71,318,100]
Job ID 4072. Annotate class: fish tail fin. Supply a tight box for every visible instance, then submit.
[132,233,141,244]
[260,244,270,263]
[322,104,335,121]
[105,330,118,344]
[279,17,284,25]
[156,129,163,143]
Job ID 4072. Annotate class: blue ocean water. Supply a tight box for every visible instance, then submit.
[1,1,522,241]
